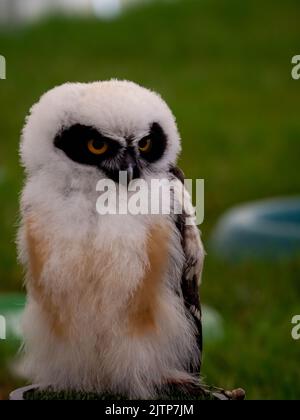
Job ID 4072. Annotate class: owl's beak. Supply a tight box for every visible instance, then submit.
[125,163,140,185]
[127,165,134,184]
[122,153,139,185]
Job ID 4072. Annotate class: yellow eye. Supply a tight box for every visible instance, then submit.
[87,139,108,155]
[139,138,152,153]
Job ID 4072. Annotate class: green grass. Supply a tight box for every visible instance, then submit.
[0,0,300,400]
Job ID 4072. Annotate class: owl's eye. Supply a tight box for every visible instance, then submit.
[138,137,152,153]
[87,139,108,155]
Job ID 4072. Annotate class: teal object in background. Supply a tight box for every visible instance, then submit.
[210,198,300,261]
[0,294,25,379]
[0,294,25,340]
[202,305,224,343]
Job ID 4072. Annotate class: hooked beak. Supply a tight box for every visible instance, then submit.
[127,164,134,184]
[102,151,140,186]
[122,153,139,185]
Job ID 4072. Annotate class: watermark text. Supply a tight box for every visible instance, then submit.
[0,315,6,340]
[292,55,300,80]
[96,173,204,225]
[291,315,300,340]
[0,55,6,80]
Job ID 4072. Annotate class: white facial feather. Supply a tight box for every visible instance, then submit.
[21,80,181,175]
[18,80,202,398]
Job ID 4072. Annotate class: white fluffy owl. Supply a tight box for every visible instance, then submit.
[18,80,205,399]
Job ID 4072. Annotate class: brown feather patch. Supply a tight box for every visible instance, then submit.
[128,223,171,336]
[26,217,68,338]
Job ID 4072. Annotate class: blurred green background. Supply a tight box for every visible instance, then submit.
[0,0,300,400]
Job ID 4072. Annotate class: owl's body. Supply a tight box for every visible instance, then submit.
[18,81,204,398]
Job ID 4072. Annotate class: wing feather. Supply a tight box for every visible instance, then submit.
[170,166,205,375]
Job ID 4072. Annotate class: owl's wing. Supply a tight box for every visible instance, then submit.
[170,166,205,376]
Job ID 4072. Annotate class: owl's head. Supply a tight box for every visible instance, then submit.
[21,81,181,185]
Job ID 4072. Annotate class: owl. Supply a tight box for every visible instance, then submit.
[18,80,205,399]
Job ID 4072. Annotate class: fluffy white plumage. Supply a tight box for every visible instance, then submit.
[18,80,204,398]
